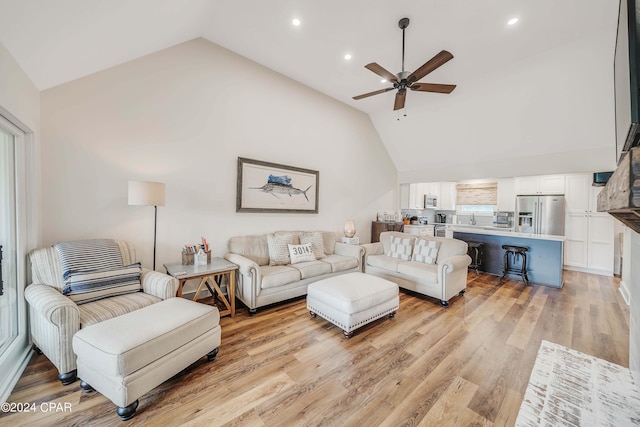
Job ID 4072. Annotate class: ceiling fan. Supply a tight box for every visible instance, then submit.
[353,17,456,111]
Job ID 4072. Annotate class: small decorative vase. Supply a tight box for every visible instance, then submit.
[344,220,356,238]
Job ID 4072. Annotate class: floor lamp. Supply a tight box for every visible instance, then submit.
[128,181,166,271]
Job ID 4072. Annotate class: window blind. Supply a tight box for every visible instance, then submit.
[455,182,498,205]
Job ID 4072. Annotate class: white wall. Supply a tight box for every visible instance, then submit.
[40,38,397,271]
[0,40,40,403]
[628,230,640,382]
[378,31,617,183]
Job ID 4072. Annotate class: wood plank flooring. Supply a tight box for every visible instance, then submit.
[0,270,629,427]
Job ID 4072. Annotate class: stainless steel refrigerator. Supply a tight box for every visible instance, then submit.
[515,195,565,235]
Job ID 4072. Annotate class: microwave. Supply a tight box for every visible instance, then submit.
[424,195,437,208]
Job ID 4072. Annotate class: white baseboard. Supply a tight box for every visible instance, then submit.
[563,265,614,277]
[619,280,631,305]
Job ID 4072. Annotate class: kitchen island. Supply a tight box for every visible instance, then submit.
[446,225,565,288]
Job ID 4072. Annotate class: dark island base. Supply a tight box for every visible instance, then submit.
[453,232,564,288]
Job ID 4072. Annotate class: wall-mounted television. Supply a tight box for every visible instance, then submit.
[614,0,640,164]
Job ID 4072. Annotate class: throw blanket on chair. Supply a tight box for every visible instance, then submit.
[55,239,142,304]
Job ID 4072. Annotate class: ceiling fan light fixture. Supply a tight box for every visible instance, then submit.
[352,17,456,111]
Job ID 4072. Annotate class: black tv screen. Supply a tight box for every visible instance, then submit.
[614,0,640,163]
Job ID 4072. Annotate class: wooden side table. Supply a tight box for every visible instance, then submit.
[164,257,238,317]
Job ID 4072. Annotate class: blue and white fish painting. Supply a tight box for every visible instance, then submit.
[252,175,312,202]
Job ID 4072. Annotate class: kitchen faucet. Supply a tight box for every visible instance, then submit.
[470,213,476,225]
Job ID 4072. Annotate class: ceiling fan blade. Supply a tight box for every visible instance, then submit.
[353,87,395,100]
[393,90,406,111]
[410,83,457,94]
[364,63,398,82]
[407,50,454,83]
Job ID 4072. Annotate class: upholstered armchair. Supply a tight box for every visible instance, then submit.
[24,241,179,385]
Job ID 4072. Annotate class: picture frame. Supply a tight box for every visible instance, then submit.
[236,157,319,213]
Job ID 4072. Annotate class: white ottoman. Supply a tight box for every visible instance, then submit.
[307,272,399,338]
[72,298,221,421]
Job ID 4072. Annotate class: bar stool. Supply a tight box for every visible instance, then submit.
[500,244,529,286]
[467,241,485,275]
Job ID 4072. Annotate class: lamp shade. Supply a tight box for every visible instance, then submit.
[128,181,166,206]
[344,220,356,238]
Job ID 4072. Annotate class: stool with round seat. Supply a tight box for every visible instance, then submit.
[499,244,529,286]
[467,241,485,275]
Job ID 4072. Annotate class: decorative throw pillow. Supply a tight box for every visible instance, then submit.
[299,231,326,259]
[388,236,414,260]
[412,239,440,265]
[267,232,295,266]
[62,263,142,304]
[288,243,316,264]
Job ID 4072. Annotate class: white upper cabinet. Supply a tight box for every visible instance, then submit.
[515,175,565,195]
[564,174,590,212]
[439,182,457,210]
[497,178,515,211]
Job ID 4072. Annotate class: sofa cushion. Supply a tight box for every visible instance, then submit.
[267,233,296,266]
[288,243,316,264]
[78,291,162,327]
[387,236,415,260]
[63,263,142,304]
[321,254,358,272]
[290,260,332,279]
[320,231,336,255]
[228,235,270,266]
[299,232,326,259]
[397,261,438,283]
[260,265,301,289]
[367,254,403,272]
[412,239,440,265]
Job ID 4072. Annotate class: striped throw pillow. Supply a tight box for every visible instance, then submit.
[412,239,440,265]
[388,236,414,260]
[62,263,142,304]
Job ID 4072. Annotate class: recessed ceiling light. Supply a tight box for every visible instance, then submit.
[508,17,519,26]
[292,18,301,26]
[344,53,352,60]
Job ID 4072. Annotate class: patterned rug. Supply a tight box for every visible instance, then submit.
[516,340,640,427]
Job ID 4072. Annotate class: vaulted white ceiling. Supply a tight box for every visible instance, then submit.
[0,0,620,179]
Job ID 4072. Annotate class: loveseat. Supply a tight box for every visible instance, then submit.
[25,240,178,385]
[224,231,363,314]
[362,231,471,307]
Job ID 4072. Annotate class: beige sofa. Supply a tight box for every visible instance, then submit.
[224,231,363,314]
[362,231,471,307]
[25,241,178,385]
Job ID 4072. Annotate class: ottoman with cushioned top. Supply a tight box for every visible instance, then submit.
[72,297,221,421]
[307,272,399,338]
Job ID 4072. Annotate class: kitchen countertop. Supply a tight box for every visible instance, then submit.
[446,224,565,241]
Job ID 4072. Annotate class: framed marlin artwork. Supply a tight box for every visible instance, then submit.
[236,157,319,213]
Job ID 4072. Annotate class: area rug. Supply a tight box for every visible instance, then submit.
[516,340,640,427]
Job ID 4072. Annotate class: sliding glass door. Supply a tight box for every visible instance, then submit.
[0,114,29,400]
[0,126,18,355]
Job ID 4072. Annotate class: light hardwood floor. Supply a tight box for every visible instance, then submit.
[1,270,629,427]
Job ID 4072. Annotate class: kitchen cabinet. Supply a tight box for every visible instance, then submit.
[563,174,614,275]
[403,224,435,236]
[408,182,446,209]
[408,183,425,208]
[497,178,515,211]
[514,175,565,195]
[371,221,404,243]
[438,182,456,210]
